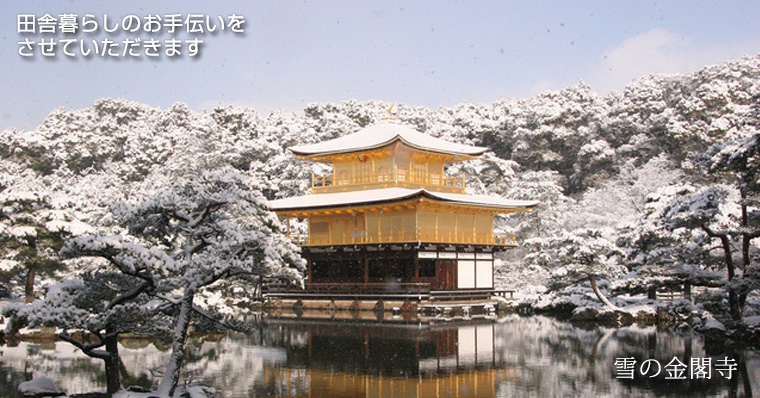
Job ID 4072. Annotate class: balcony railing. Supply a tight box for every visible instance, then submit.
[263,282,495,300]
[311,170,465,190]
[289,231,516,247]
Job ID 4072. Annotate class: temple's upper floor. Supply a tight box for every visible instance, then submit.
[270,120,539,248]
[290,121,487,159]
[291,122,487,194]
[268,187,539,247]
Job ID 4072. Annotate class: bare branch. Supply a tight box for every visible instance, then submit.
[167,210,190,223]
[106,279,153,311]
[190,305,235,329]
[58,331,109,360]
[188,202,226,229]
[188,237,211,256]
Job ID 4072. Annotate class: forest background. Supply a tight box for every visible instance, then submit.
[1,53,758,325]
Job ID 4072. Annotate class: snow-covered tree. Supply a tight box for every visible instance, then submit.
[708,104,760,244]
[698,100,759,319]
[543,228,626,309]
[615,184,723,299]
[660,185,752,320]
[529,228,625,307]
[0,53,758,330]
[4,266,171,394]
[0,179,89,302]
[495,170,569,290]
[61,168,305,396]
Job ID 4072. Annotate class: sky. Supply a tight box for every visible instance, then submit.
[0,0,758,131]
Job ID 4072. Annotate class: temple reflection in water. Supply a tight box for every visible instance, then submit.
[257,319,516,398]
[5,316,749,397]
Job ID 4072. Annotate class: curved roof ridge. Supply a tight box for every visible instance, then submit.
[267,187,539,212]
[290,121,488,157]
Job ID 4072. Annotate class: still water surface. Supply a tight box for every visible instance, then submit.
[1,315,758,397]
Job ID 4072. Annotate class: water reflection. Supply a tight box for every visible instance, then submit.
[1,315,757,397]
[264,320,506,397]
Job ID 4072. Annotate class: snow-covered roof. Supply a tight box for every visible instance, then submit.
[290,121,488,157]
[268,187,539,212]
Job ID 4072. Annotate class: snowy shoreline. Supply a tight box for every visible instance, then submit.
[496,297,760,349]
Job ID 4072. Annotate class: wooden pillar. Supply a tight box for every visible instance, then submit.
[435,211,439,242]
[489,213,494,244]
[472,213,476,244]
[454,212,458,243]
[392,154,397,183]
[364,253,369,285]
[307,258,312,285]
[415,206,420,242]
[363,211,369,244]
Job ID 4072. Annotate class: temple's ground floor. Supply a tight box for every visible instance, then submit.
[293,242,504,292]
[262,243,516,322]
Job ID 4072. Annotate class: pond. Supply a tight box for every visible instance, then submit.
[1,315,758,397]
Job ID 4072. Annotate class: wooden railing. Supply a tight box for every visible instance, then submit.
[264,282,432,300]
[493,232,517,246]
[262,282,502,301]
[311,170,465,190]
[291,234,309,246]
[264,282,498,301]
[289,231,517,247]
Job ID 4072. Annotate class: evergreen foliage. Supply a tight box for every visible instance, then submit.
[0,54,758,327]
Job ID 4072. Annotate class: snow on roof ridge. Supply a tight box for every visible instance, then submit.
[267,187,539,211]
[290,120,488,157]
